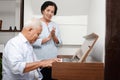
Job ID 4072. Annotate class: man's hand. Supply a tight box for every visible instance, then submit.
[40,58,61,68]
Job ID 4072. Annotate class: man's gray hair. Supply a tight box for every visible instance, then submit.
[24,18,42,29]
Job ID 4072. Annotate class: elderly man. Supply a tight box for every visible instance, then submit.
[2,18,60,80]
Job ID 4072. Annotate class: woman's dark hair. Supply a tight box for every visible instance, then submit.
[41,1,57,15]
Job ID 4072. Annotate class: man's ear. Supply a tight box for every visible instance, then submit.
[27,27,33,31]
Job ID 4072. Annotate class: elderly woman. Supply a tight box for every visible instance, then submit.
[33,1,62,80]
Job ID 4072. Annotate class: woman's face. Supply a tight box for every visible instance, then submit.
[42,5,55,21]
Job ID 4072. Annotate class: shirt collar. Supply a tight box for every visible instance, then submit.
[18,33,28,43]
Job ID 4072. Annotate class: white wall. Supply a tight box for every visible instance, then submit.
[31,0,89,16]
[24,0,33,23]
[24,0,90,22]
[88,0,105,62]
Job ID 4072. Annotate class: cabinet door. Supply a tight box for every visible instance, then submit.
[105,0,120,80]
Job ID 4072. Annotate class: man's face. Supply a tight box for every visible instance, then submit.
[28,26,42,44]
